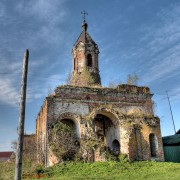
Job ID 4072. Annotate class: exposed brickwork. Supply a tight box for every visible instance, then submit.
[36,100,47,164]
[72,21,101,87]
[35,85,164,166]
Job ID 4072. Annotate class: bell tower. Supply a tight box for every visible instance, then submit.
[72,16,101,87]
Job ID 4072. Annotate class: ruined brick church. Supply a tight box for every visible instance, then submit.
[35,19,164,166]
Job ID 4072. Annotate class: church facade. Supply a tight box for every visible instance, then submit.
[36,20,164,166]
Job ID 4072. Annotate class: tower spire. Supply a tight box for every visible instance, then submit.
[72,15,101,87]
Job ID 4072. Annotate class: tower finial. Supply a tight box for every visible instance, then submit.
[81,10,88,22]
[81,11,88,31]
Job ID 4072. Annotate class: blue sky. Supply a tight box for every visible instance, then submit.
[0,0,180,151]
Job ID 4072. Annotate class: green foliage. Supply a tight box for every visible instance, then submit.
[65,70,72,85]
[82,67,95,84]
[108,79,122,88]
[118,154,129,163]
[34,165,45,174]
[80,123,105,162]
[105,151,117,161]
[30,161,180,180]
[108,80,116,88]
[0,162,15,180]
[49,122,79,162]
[127,72,139,85]
[1,161,180,179]
[80,136,104,162]
[0,160,43,180]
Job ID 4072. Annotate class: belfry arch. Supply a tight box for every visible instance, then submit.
[87,54,92,67]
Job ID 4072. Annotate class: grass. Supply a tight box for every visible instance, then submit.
[0,160,37,180]
[0,161,180,180]
[0,161,15,180]
[39,161,180,180]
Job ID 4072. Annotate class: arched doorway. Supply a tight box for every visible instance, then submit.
[112,139,120,155]
[60,118,80,146]
[149,133,158,157]
[93,114,119,151]
[50,118,80,161]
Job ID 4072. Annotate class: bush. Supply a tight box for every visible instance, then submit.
[118,154,129,163]
[105,151,118,161]
[34,165,45,174]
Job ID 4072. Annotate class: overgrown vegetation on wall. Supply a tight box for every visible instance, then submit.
[80,122,105,161]
[107,72,139,88]
[49,121,106,162]
[49,122,79,162]
[82,67,96,85]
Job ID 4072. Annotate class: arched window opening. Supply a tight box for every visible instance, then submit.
[112,139,120,155]
[87,54,92,67]
[52,119,79,161]
[149,133,157,157]
[74,59,76,70]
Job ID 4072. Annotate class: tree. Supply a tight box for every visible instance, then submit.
[11,134,37,162]
[108,80,116,88]
[11,140,17,152]
[80,124,104,162]
[66,71,72,85]
[108,79,122,88]
[127,73,139,85]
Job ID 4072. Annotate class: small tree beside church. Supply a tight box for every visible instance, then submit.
[11,134,37,162]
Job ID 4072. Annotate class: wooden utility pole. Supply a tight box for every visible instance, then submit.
[15,49,29,180]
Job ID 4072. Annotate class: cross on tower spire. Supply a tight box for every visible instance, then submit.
[81,10,88,21]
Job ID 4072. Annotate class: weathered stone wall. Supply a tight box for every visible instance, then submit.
[35,84,164,166]
[120,117,164,161]
[53,85,153,116]
[36,100,47,164]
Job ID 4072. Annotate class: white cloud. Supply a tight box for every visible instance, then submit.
[15,0,66,20]
[0,78,20,106]
[167,87,180,103]
[141,45,180,84]
[139,5,180,84]
[0,57,46,106]
[0,0,68,106]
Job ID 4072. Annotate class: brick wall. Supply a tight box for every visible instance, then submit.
[35,85,164,166]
